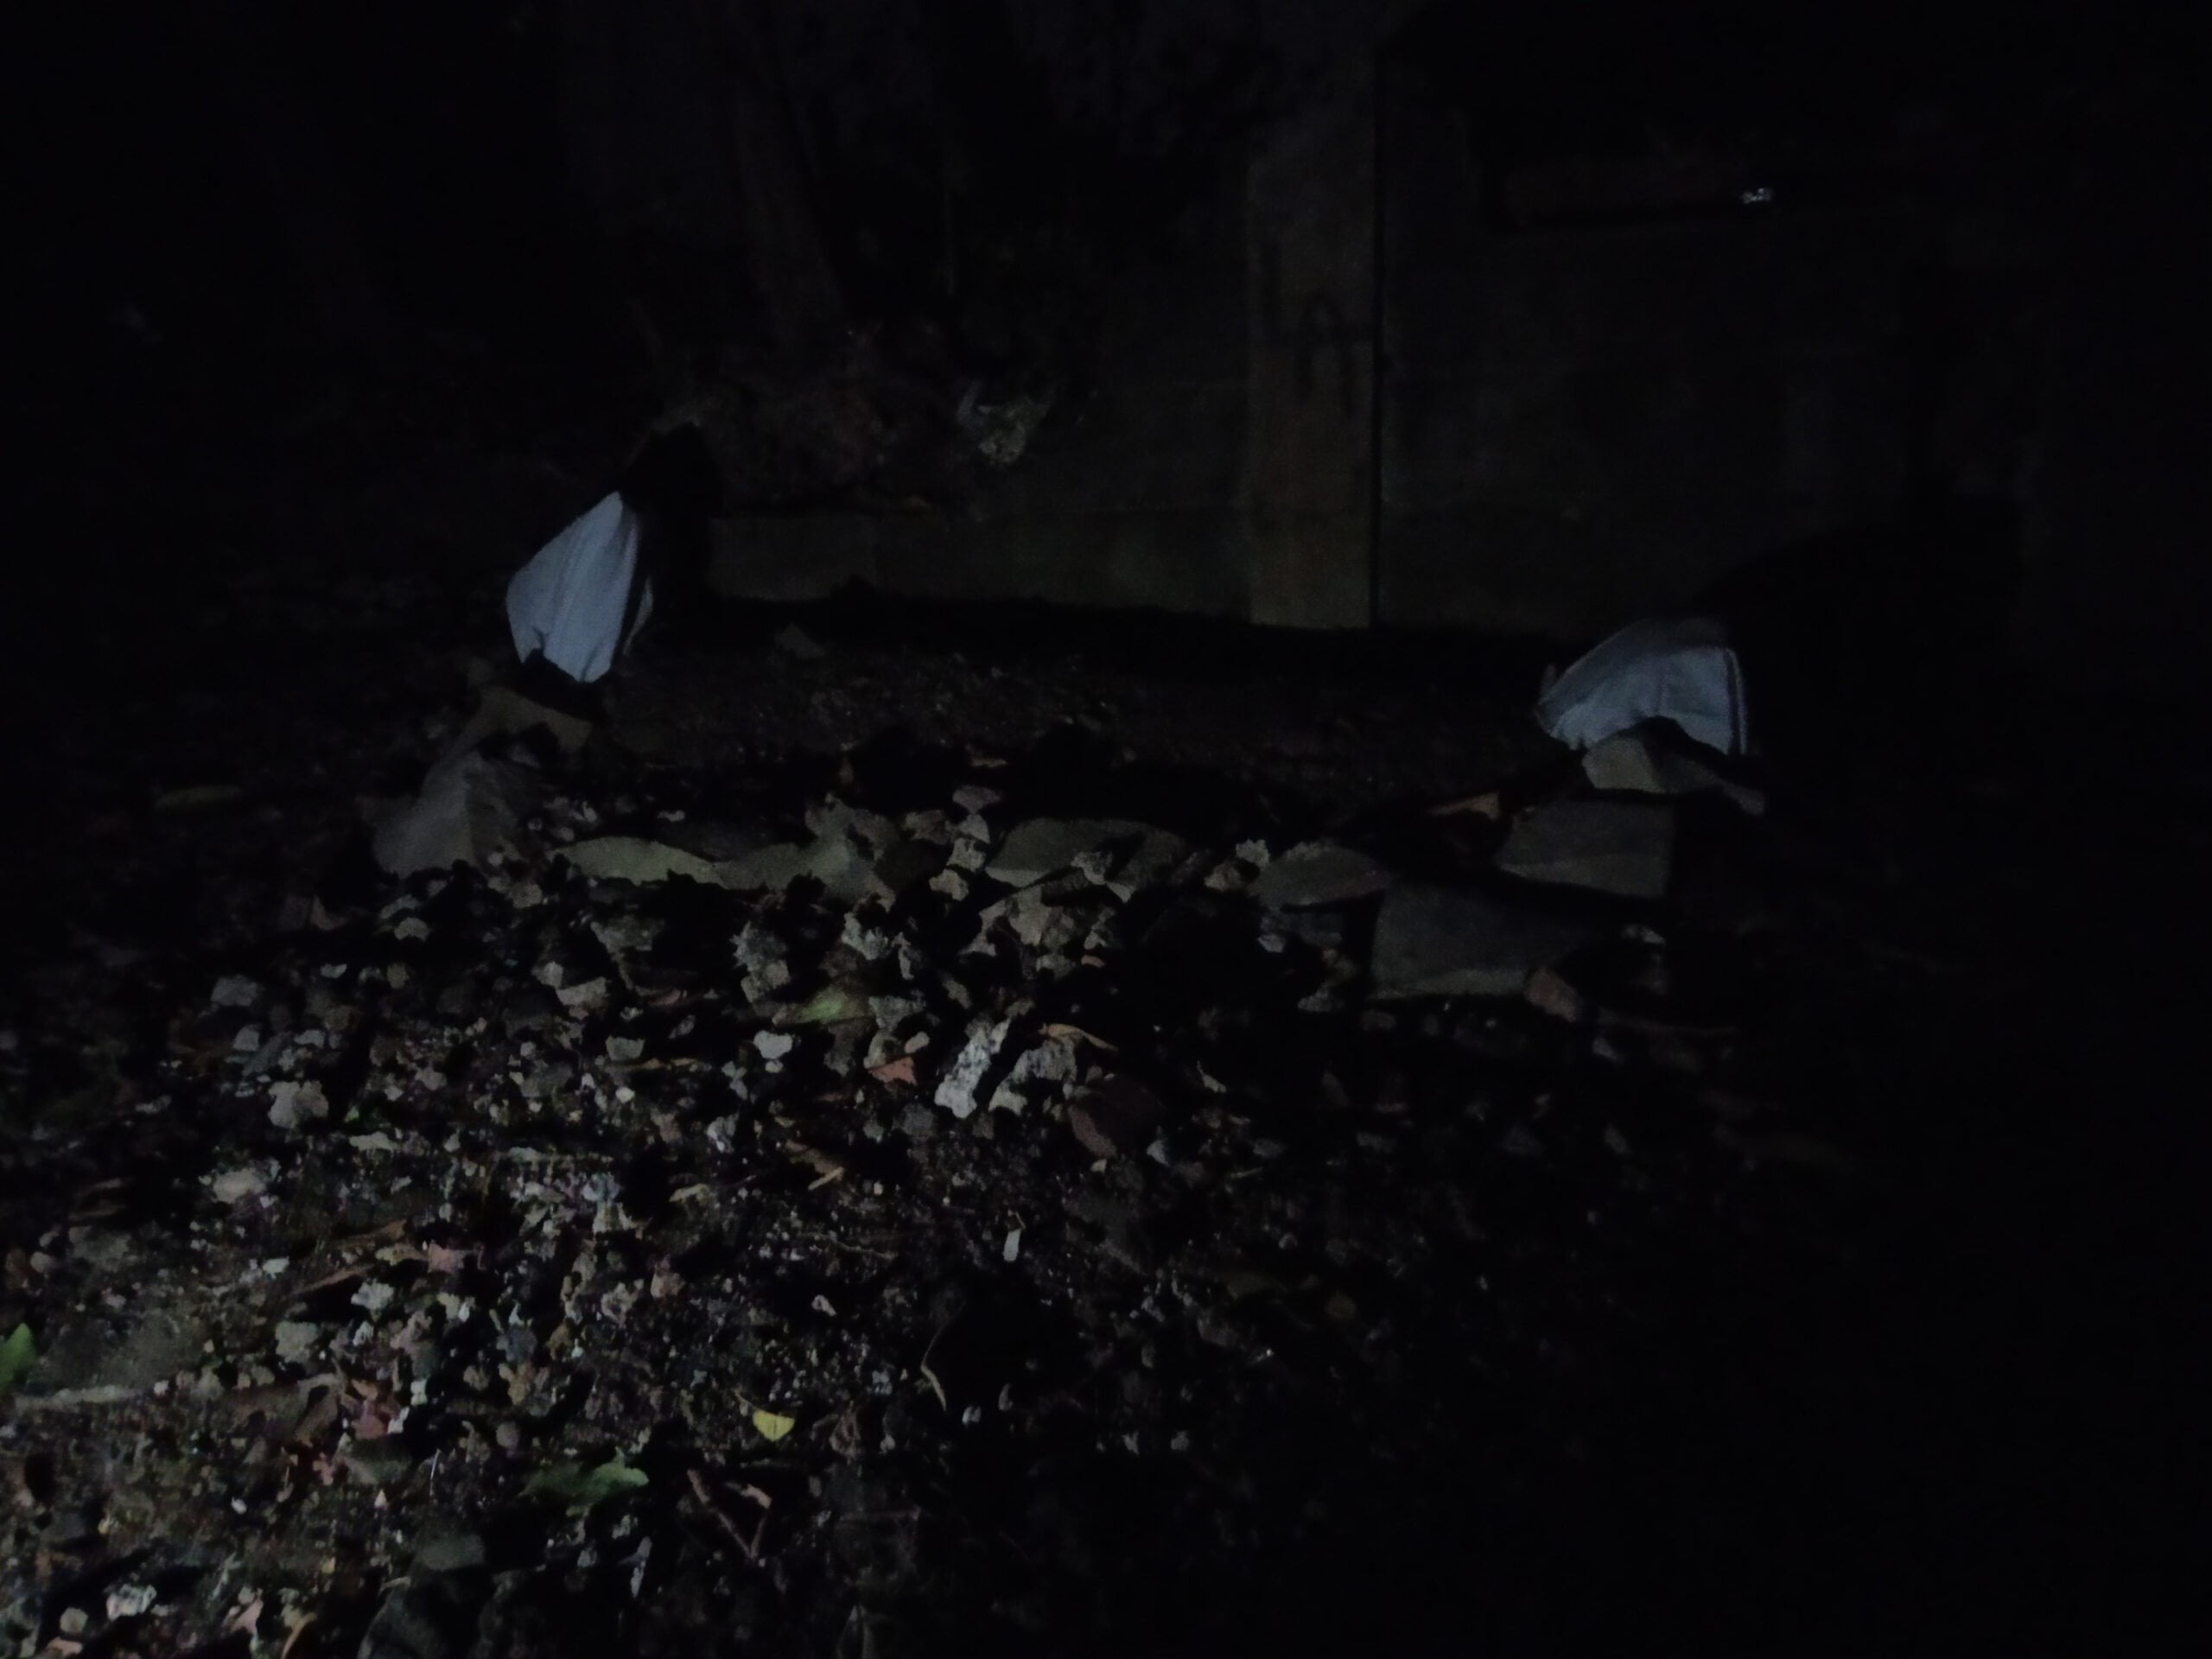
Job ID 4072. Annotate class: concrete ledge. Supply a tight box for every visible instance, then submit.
[712,509,1250,620]
[708,515,879,602]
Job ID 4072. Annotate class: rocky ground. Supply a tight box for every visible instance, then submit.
[3,436,2206,1658]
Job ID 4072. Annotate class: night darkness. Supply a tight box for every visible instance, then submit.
[4,3,2209,1656]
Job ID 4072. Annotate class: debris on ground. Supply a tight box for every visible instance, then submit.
[1,591,1934,1658]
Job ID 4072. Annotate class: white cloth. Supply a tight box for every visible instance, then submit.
[505,493,652,683]
[1535,615,1750,755]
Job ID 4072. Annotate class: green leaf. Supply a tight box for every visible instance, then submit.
[785,982,870,1027]
[522,1456,650,1511]
[751,1408,797,1443]
[0,1324,34,1395]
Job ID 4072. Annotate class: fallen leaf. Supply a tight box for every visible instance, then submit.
[868,1055,918,1086]
[0,1324,35,1395]
[751,1408,797,1443]
[422,1243,474,1274]
[1426,791,1502,820]
[523,1456,651,1511]
[785,1144,847,1189]
[1041,1022,1118,1053]
[917,1362,947,1413]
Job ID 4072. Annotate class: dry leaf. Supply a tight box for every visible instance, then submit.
[423,1243,474,1274]
[868,1055,917,1086]
[1426,791,1502,820]
[785,1144,847,1189]
[1041,1022,1117,1053]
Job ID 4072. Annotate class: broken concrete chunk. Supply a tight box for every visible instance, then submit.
[1582,722,1767,815]
[934,1017,1011,1119]
[987,819,1181,890]
[1249,842,1393,910]
[797,827,880,906]
[1494,800,1675,900]
[369,750,534,878]
[1106,829,1192,899]
[588,912,663,963]
[987,1033,1078,1114]
[1370,883,1596,1000]
[1005,887,1085,951]
[715,842,811,892]
[805,800,899,852]
[841,911,895,960]
[554,976,610,1015]
[557,837,726,887]
[267,1078,330,1130]
[209,976,263,1011]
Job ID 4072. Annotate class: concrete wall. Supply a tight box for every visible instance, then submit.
[715,72,2038,644]
[1377,76,1936,639]
[711,146,1256,617]
[719,54,2208,691]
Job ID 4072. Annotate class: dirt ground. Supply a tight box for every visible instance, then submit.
[3,422,2206,1658]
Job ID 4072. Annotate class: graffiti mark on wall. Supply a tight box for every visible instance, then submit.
[1259,240,1370,418]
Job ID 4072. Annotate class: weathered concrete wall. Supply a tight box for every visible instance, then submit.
[721,45,2192,690]
[711,147,1254,616]
[1243,67,1375,628]
[1376,73,1938,640]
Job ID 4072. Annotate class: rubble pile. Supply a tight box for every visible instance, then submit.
[1,717,1840,1658]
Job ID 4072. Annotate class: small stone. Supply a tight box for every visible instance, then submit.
[266,1079,330,1130]
[774,622,826,660]
[210,976,263,1010]
[105,1582,159,1621]
[556,977,611,1014]
[753,1030,796,1062]
[210,1166,267,1204]
[605,1035,646,1065]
